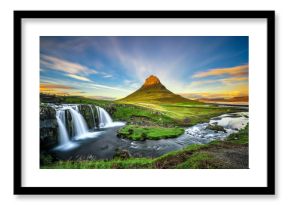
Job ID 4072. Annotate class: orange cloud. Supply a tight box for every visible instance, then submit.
[40,83,75,95]
[181,81,248,100]
[193,65,248,78]
[40,83,74,90]
[191,77,248,87]
[221,77,248,84]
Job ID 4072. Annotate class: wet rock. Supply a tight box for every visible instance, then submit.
[206,124,227,133]
[104,104,117,116]
[65,110,74,138]
[79,105,96,129]
[114,149,132,159]
[40,105,58,149]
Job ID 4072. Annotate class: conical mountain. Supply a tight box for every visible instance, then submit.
[118,75,192,103]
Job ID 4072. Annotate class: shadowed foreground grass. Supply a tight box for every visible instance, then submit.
[42,125,248,169]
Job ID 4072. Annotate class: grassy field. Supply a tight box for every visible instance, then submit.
[42,124,248,169]
[117,101,241,126]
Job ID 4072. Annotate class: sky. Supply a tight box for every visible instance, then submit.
[40,36,248,100]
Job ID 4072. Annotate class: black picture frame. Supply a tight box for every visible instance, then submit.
[14,10,275,195]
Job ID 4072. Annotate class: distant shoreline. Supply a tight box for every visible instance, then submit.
[198,101,248,107]
[214,103,249,109]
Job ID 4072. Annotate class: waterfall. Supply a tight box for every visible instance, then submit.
[89,105,96,128]
[54,109,77,150]
[50,103,125,151]
[68,107,89,138]
[98,107,113,128]
[56,110,70,145]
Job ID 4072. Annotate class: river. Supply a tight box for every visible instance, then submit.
[51,112,249,160]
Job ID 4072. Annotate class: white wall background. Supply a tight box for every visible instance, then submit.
[0,0,287,204]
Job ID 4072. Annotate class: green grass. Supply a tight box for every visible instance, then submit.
[129,102,241,126]
[55,96,111,107]
[175,153,218,169]
[111,104,176,126]
[42,158,154,169]
[116,84,192,104]
[117,125,184,140]
[226,124,249,144]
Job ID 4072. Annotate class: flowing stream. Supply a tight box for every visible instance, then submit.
[47,103,248,160]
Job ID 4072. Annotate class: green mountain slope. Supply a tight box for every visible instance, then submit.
[117,75,194,103]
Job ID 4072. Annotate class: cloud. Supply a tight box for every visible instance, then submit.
[192,65,248,78]
[90,84,129,93]
[40,83,75,90]
[103,74,113,78]
[191,79,220,87]
[89,96,116,101]
[65,74,92,82]
[124,79,141,89]
[191,76,248,87]
[221,77,248,84]
[105,37,188,92]
[40,54,97,75]
[40,83,76,95]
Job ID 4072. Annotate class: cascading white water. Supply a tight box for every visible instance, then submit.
[89,105,96,128]
[56,110,70,145]
[97,106,125,128]
[68,107,89,138]
[98,107,113,128]
[54,108,78,150]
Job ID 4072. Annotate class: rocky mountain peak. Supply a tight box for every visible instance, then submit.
[143,75,161,87]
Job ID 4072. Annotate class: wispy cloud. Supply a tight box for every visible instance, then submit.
[105,37,188,92]
[192,65,248,78]
[90,84,129,93]
[65,74,92,82]
[191,76,248,87]
[90,96,116,101]
[103,74,113,78]
[40,54,97,75]
[124,79,140,89]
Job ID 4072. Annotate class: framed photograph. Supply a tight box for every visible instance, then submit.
[14,10,275,195]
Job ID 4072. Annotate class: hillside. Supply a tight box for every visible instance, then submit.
[117,75,194,103]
